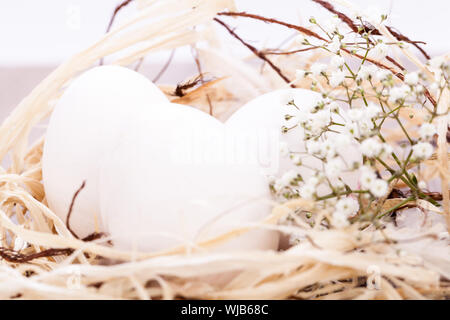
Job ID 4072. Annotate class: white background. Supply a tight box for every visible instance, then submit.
[0,0,448,117]
[0,0,448,66]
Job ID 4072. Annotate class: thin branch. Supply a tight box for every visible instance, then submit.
[152,49,176,83]
[66,181,86,239]
[214,17,294,86]
[311,0,430,59]
[217,11,327,41]
[100,0,135,65]
[0,247,73,263]
[217,10,437,107]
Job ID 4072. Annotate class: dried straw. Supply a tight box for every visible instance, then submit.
[0,0,448,300]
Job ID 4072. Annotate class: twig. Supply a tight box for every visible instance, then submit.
[66,181,86,239]
[217,11,327,41]
[0,247,73,263]
[214,18,294,86]
[311,0,430,59]
[100,0,135,65]
[152,49,176,83]
[216,10,437,107]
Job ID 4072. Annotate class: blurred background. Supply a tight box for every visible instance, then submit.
[0,0,448,121]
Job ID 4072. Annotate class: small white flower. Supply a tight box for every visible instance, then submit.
[347,108,364,121]
[356,65,378,81]
[404,72,419,85]
[328,38,341,53]
[319,140,337,159]
[330,55,345,69]
[335,197,359,216]
[299,184,315,200]
[333,211,350,228]
[375,69,391,82]
[380,143,393,156]
[369,43,389,60]
[334,134,352,149]
[360,138,382,157]
[328,101,340,113]
[281,170,299,186]
[311,63,327,76]
[291,154,302,165]
[366,103,382,119]
[429,82,439,94]
[389,85,410,103]
[370,179,388,197]
[412,142,434,160]
[360,166,377,189]
[418,123,437,140]
[306,176,320,187]
[309,109,331,133]
[325,158,344,178]
[418,181,427,189]
[345,122,360,138]
[329,70,346,87]
[295,69,306,79]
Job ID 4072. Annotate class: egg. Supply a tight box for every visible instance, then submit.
[42,66,168,238]
[99,103,279,253]
[225,88,361,192]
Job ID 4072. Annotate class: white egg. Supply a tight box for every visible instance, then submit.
[42,66,168,238]
[99,103,279,253]
[226,88,361,192]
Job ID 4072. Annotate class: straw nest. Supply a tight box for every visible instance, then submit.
[0,0,448,299]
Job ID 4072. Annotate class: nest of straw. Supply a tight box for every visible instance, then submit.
[0,0,448,299]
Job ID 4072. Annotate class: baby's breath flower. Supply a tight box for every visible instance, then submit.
[299,184,315,200]
[368,43,388,60]
[357,65,377,81]
[375,69,392,82]
[366,103,382,119]
[290,154,302,165]
[404,72,419,86]
[345,122,360,138]
[360,168,377,190]
[412,142,434,160]
[418,181,427,189]
[380,143,393,157]
[360,137,382,157]
[418,123,436,140]
[389,85,410,103]
[347,108,364,121]
[370,179,388,197]
[330,55,345,69]
[328,37,341,53]
[329,70,346,87]
[329,101,340,113]
[325,158,344,178]
[333,211,350,228]
[281,170,299,186]
[335,197,359,216]
[310,63,327,76]
[306,176,320,187]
